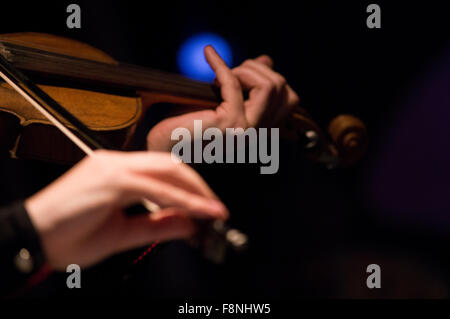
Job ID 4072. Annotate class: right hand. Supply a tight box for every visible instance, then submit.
[25,150,228,270]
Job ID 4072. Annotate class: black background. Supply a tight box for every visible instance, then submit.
[1,0,450,299]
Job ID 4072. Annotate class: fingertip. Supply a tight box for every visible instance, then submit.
[189,199,228,220]
[204,45,215,56]
[204,45,215,67]
[208,200,229,220]
[204,45,226,66]
[255,54,274,68]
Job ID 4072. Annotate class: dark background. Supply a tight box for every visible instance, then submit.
[1,0,450,298]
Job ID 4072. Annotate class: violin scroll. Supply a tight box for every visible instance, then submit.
[328,114,368,166]
[287,109,367,168]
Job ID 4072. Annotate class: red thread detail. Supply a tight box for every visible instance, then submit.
[133,241,160,264]
[27,263,53,287]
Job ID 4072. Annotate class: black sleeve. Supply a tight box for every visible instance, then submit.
[0,201,47,295]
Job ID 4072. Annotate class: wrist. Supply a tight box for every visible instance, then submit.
[25,194,52,237]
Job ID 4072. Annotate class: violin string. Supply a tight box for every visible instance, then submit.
[1,41,219,101]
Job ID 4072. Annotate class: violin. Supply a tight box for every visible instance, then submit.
[0,32,367,167]
[0,32,367,263]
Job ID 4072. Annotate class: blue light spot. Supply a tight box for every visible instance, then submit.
[177,33,233,82]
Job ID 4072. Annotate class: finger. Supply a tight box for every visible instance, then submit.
[286,84,300,107]
[118,173,228,220]
[242,60,287,93]
[146,108,231,151]
[273,84,300,124]
[148,162,218,199]
[204,45,245,117]
[231,66,273,126]
[232,65,271,91]
[118,208,196,249]
[237,59,294,124]
[95,151,218,199]
[254,55,274,69]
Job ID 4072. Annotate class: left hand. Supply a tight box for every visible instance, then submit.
[146,46,300,151]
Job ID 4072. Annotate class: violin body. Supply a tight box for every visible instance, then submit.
[0,32,367,166]
[0,33,144,163]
